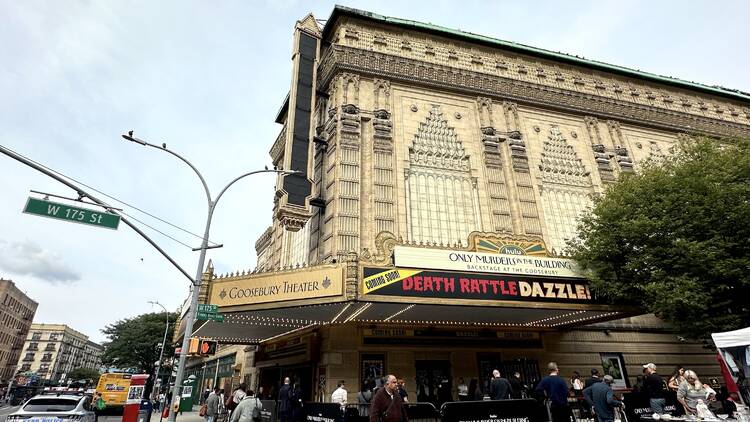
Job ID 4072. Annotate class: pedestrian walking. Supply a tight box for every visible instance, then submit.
[489,370,513,400]
[535,362,572,422]
[225,383,246,419]
[205,387,221,422]
[457,378,469,401]
[583,375,623,422]
[331,380,347,412]
[369,375,408,422]
[584,369,602,389]
[643,363,666,414]
[229,390,262,422]
[358,383,373,416]
[570,372,584,395]
[510,372,526,399]
[278,378,293,422]
[397,379,409,403]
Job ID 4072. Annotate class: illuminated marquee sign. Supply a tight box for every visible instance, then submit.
[394,246,583,278]
[362,267,594,303]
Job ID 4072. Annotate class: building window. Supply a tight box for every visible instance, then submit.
[27,343,39,351]
[20,363,32,372]
[49,334,59,341]
[32,332,42,340]
[23,353,35,362]
[44,343,55,351]
[41,353,53,362]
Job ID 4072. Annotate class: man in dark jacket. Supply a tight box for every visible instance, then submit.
[370,375,408,422]
[585,369,602,389]
[643,363,666,414]
[489,370,513,400]
[278,377,293,422]
[509,372,525,399]
[583,375,622,422]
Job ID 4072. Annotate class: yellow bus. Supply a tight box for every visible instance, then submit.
[95,373,132,409]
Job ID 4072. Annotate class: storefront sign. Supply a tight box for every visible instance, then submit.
[362,267,594,303]
[394,246,583,278]
[210,266,344,306]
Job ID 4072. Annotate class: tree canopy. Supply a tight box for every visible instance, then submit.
[569,137,750,340]
[66,367,101,385]
[101,311,178,374]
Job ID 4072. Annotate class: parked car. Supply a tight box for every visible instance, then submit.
[7,391,97,422]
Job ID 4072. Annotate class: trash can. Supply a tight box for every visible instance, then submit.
[139,399,153,422]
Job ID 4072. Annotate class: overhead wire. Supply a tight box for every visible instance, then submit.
[8,145,215,249]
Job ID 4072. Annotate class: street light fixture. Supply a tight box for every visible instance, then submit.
[148,301,169,390]
[122,132,300,422]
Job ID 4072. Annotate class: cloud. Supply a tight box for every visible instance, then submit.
[0,239,81,284]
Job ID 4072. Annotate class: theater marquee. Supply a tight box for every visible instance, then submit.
[362,267,594,303]
[210,266,344,307]
[393,245,583,278]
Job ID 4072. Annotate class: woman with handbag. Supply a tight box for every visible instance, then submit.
[230,390,263,422]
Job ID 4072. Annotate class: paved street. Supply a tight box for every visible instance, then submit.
[0,405,21,422]
[0,406,203,422]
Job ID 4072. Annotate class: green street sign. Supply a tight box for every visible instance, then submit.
[197,312,224,322]
[197,304,218,313]
[23,197,120,230]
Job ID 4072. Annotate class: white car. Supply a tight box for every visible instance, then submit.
[7,394,97,422]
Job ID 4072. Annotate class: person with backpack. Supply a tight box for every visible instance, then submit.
[230,389,262,422]
[226,384,247,417]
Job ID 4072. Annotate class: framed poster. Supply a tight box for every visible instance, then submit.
[361,354,386,389]
[599,352,629,388]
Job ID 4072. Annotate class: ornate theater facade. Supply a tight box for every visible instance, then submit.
[189,6,750,403]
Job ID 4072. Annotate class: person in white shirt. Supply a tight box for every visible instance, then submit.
[331,380,348,411]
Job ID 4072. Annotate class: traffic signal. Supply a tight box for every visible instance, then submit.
[199,339,217,356]
[188,337,200,354]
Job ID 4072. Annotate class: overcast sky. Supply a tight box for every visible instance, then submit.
[1,0,748,344]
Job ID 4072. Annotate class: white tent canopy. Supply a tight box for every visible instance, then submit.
[712,326,750,349]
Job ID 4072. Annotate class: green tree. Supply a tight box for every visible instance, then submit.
[569,137,750,340]
[101,312,178,378]
[67,367,101,385]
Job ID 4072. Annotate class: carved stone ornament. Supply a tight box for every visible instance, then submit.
[275,204,313,232]
[360,231,399,265]
[454,112,462,119]
[481,126,496,136]
[374,109,391,119]
[341,103,359,114]
[317,46,750,138]
[410,104,418,112]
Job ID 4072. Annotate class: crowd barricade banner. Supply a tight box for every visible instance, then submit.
[303,402,344,422]
[404,402,440,422]
[259,400,278,422]
[441,399,548,422]
[621,391,684,422]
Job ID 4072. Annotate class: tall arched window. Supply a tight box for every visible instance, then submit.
[406,105,479,245]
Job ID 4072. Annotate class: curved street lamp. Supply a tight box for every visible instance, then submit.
[122,132,299,422]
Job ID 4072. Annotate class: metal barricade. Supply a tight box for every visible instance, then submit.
[405,402,440,422]
[440,399,548,422]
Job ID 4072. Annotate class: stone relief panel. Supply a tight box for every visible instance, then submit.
[520,111,597,254]
[618,126,678,169]
[330,19,750,127]
[405,104,481,246]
